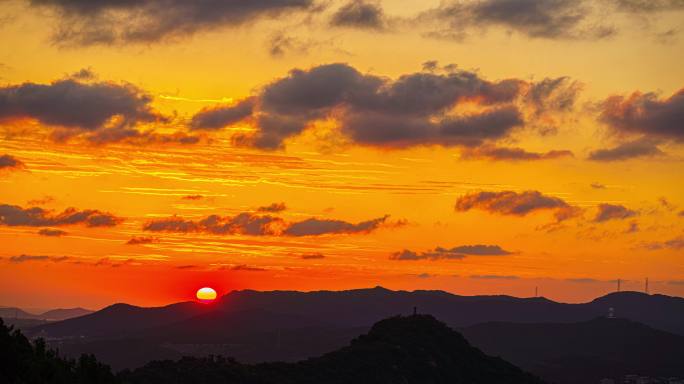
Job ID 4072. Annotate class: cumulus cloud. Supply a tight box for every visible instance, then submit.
[461,146,573,161]
[599,89,684,142]
[0,204,121,227]
[37,228,67,237]
[455,190,580,222]
[593,203,638,222]
[257,202,287,213]
[201,63,577,150]
[143,211,395,237]
[422,0,614,41]
[0,154,25,171]
[330,0,386,30]
[0,77,197,145]
[588,139,664,161]
[29,0,316,46]
[190,98,255,130]
[9,254,69,263]
[390,244,513,261]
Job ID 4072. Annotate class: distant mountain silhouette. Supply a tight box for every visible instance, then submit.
[30,302,213,338]
[0,306,92,321]
[118,314,544,384]
[32,287,684,341]
[461,317,684,384]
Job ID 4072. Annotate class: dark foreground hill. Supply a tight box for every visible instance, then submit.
[461,317,684,384]
[1,315,543,384]
[118,314,544,384]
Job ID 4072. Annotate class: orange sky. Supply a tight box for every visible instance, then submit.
[1,0,683,309]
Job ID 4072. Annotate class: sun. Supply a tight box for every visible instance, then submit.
[196,287,217,303]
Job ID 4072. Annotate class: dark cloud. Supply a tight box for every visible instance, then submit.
[190,98,255,130]
[0,78,160,132]
[0,154,25,170]
[594,203,638,222]
[283,215,390,236]
[182,195,204,201]
[144,212,284,236]
[588,139,664,161]
[37,228,67,237]
[390,244,513,261]
[176,265,198,270]
[566,278,600,283]
[330,0,386,30]
[126,236,156,245]
[455,190,579,222]
[416,273,433,279]
[461,146,573,161]
[679,210,684,217]
[599,89,684,141]
[29,0,316,46]
[301,253,325,260]
[229,264,267,272]
[590,182,606,189]
[0,204,121,227]
[221,63,569,149]
[470,274,519,280]
[144,210,395,237]
[613,0,684,12]
[625,221,640,233]
[424,0,614,41]
[642,236,684,250]
[9,254,69,263]
[257,202,287,213]
[0,77,197,145]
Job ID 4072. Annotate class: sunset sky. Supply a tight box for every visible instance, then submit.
[1,0,683,310]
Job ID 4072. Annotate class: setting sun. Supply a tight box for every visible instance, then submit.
[196,287,217,303]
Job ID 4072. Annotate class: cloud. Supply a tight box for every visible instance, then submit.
[301,253,325,260]
[679,210,684,217]
[190,98,255,130]
[470,274,519,280]
[330,0,386,30]
[0,77,198,145]
[624,221,639,233]
[229,264,267,272]
[593,203,638,222]
[0,154,25,170]
[566,278,600,283]
[0,204,121,227]
[144,212,285,236]
[599,89,684,141]
[423,0,614,41]
[143,211,396,237]
[613,0,684,12]
[416,273,433,279]
[461,146,573,161]
[210,63,580,150]
[37,228,67,237]
[176,265,197,270]
[182,195,204,201]
[283,215,391,236]
[9,254,69,263]
[257,202,287,213]
[391,244,513,261]
[588,139,664,161]
[642,236,684,250]
[591,183,606,189]
[126,236,156,245]
[455,190,579,222]
[29,0,316,46]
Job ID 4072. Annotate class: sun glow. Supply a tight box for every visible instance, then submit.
[196,287,217,303]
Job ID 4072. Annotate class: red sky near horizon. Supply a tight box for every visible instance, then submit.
[1,0,683,310]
